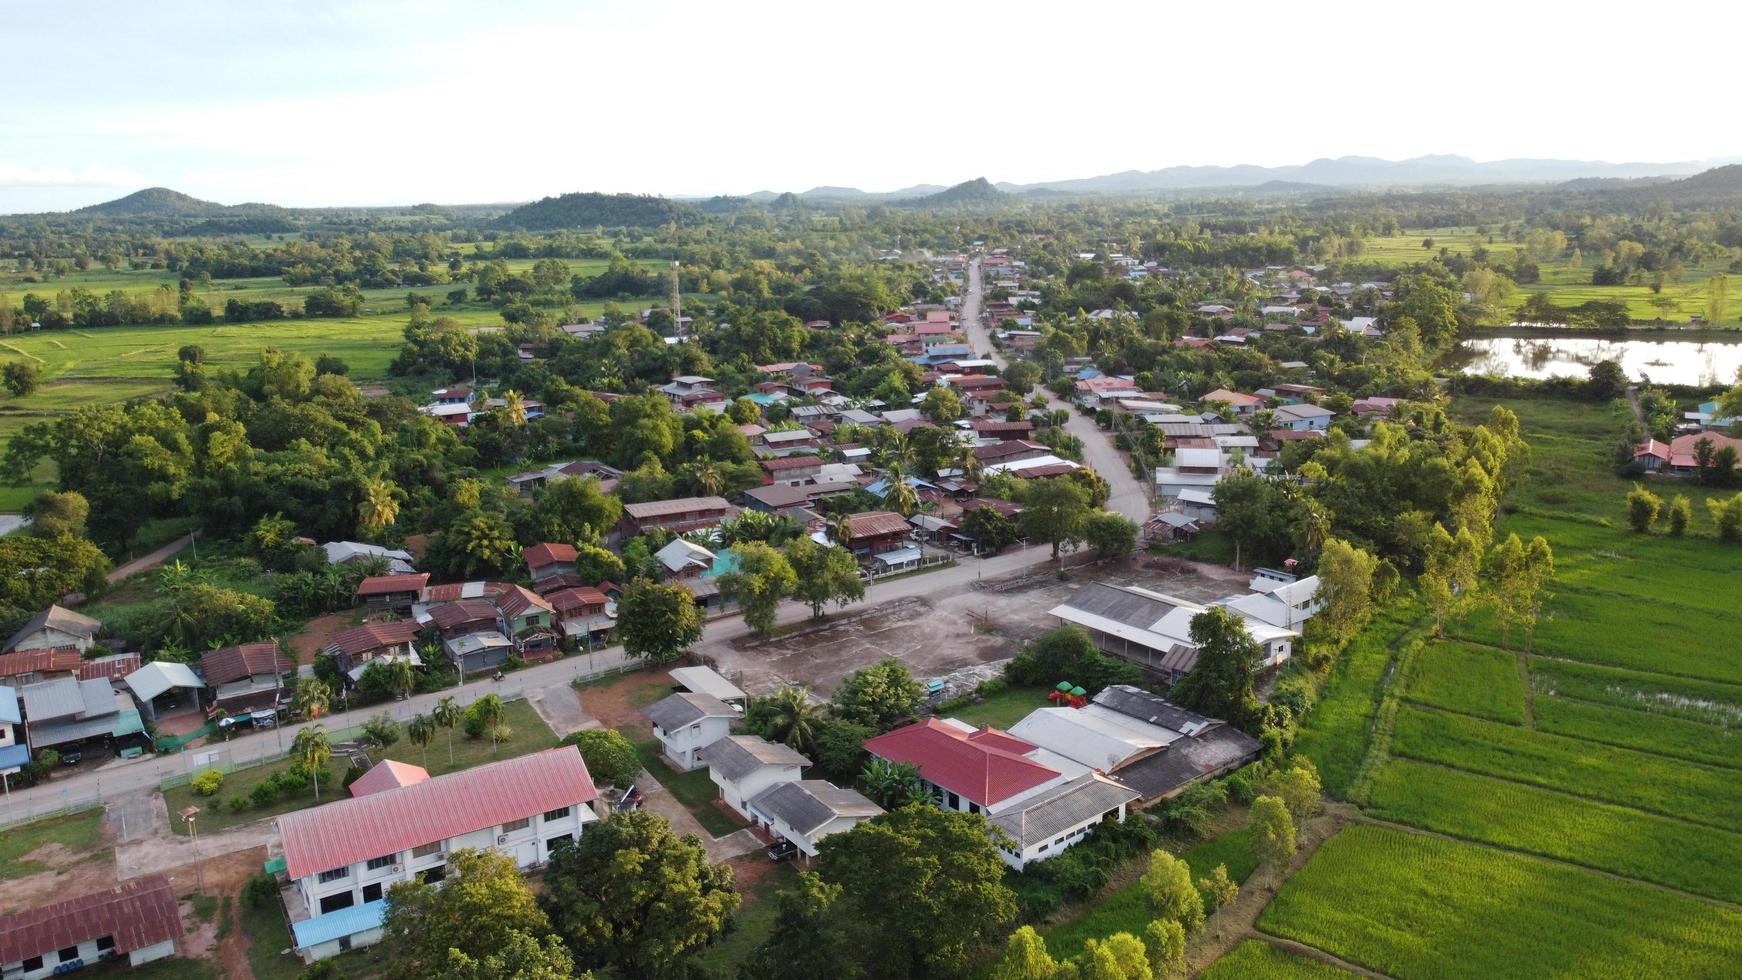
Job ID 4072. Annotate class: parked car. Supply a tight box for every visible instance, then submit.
[766,839,797,862]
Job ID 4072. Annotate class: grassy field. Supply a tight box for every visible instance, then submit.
[1261,824,1742,979]
[1528,658,1742,727]
[1532,696,1740,770]
[1401,640,1525,724]
[632,738,743,837]
[1199,941,1353,980]
[0,807,109,880]
[691,863,800,976]
[1361,227,1737,325]
[950,685,1054,730]
[1290,604,1421,799]
[164,698,559,835]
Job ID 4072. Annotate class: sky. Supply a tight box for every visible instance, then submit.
[5,0,1740,212]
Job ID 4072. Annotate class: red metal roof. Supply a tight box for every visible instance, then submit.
[356,572,430,596]
[760,455,824,472]
[427,599,499,631]
[200,641,291,686]
[863,718,1058,807]
[0,647,83,678]
[847,510,912,540]
[324,620,421,658]
[420,581,510,603]
[0,875,183,963]
[523,543,578,569]
[545,586,608,615]
[77,653,140,683]
[348,759,430,798]
[278,748,597,880]
[497,585,554,619]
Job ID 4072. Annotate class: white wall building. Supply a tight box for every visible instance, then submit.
[699,734,809,818]
[643,691,738,770]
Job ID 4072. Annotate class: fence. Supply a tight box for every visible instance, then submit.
[0,794,103,833]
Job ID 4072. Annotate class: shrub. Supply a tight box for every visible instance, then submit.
[249,780,279,808]
[1667,495,1692,536]
[242,872,280,909]
[227,796,249,814]
[1159,779,1229,838]
[1625,485,1662,532]
[463,713,489,739]
[191,768,225,797]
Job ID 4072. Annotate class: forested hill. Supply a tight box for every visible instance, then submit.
[1643,165,1742,203]
[906,177,1005,208]
[492,192,699,229]
[75,187,225,217]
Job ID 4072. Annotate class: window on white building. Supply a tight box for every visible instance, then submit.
[317,867,348,883]
[543,806,571,821]
[502,817,531,834]
[366,854,396,871]
[412,841,442,859]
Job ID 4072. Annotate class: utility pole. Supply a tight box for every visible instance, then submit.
[670,261,682,339]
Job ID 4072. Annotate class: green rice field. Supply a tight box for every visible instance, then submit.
[1199,941,1352,980]
[1402,640,1525,723]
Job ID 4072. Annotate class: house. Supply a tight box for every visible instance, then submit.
[523,543,578,584]
[201,641,294,715]
[909,514,958,542]
[862,718,1138,870]
[1272,403,1335,431]
[1632,438,1672,471]
[643,691,738,770]
[5,606,101,655]
[838,511,912,557]
[746,780,883,863]
[0,685,28,777]
[0,876,183,978]
[322,621,422,684]
[76,653,139,687]
[660,375,717,405]
[655,538,716,578]
[19,675,140,753]
[757,428,821,458]
[1666,432,1742,473]
[1223,571,1323,630]
[496,586,559,661]
[354,573,429,612]
[969,419,1035,442]
[0,647,83,686]
[506,460,622,495]
[983,454,1080,478]
[759,455,825,486]
[1199,389,1265,416]
[973,440,1052,466]
[278,749,598,962]
[442,632,513,675]
[1073,376,1142,409]
[348,759,428,798]
[322,542,415,576]
[1351,396,1404,418]
[121,661,204,722]
[621,496,732,536]
[545,587,613,643]
[1047,583,1299,684]
[1154,447,1228,500]
[420,402,473,428]
[426,599,500,639]
[1145,511,1201,543]
[700,734,810,818]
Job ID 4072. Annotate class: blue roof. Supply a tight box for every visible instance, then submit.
[866,476,937,498]
[292,899,387,949]
[700,547,741,579]
[0,743,29,771]
[0,685,19,726]
[744,393,779,405]
[1075,367,1104,380]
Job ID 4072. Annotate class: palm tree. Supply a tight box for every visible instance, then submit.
[691,461,724,498]
[293,725,331,800]
[828,513,855,550]
[294,677,331,720]
[501,389,528,426]
[1292,499,1330,556]
[357,477,400,536]
[472,694,505,753]
[388,657,417,701]
[762,686,819,755]
[432,695,461,765]
[407,713,435,768]
[883,465,920,517]
[861,758,925,809]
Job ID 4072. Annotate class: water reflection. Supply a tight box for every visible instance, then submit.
[1452,334,1742,387]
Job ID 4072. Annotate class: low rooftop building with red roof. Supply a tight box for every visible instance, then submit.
[0,875,184,974]
[355,573,429,610]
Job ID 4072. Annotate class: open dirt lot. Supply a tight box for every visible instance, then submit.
[711,558,1247,697]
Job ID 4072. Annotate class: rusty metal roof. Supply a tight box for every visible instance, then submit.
[199,641,291,686]
[0,875,182,963]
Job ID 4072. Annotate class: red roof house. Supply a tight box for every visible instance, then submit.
[863,718,1060,809]
[0,875,183,968]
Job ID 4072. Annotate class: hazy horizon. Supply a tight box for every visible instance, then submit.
[6,0,1740,212]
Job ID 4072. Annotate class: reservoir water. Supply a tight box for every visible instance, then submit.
[1452,333,1742,387]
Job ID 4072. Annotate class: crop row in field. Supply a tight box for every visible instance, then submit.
[1390,705,1742,832]
[1402,640,1525,723]
[1199,941,1352,980]
[1529,658,1742,727]
[1366,759,1742,903]
[1260,824,1742,980]
[1291,605,1422,799]
[1532,696,1739,770]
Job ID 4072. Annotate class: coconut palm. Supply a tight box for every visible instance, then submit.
[293,725,331,800]
[501,389,528,426]
[472,694,505,753]
[357,477,400,535]
[432,695,461,765]
[1292,499,1330,556]
[388,657,417,701]
[407,713,435,768]
[690,461,725,498]
[860,758,926,809]
[883,465,920,517]
[828,513,855,549]
[761,686,819,755]
[294,677,331,720]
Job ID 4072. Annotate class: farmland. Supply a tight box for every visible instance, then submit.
[1199,941,1352,980]
[1401,640,1525,723]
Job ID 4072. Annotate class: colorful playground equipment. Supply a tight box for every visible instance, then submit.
[1047,681,1089,708]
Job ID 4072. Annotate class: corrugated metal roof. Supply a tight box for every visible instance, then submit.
[0,875,182,963]
[0,684,18,725]
[292,899,386,950]
[749,779,881,836]
[0,647,83,679]
[643,691,736,731]
[4,605,100,652]
[200,642,291,686]
[324,620,420,658]
[700,735,809,782]
[990,772,1139,849]
[623,496,729,520]
[356,573,430,596]
[77,653,139,683]
[348,759,430,798]
[20,675,89,721]
[277,748,597,880]
[124,661,204,703]
[668,666,745,703]
[864,718,1058,808]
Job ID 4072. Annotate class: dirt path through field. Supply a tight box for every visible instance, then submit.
[107,532,195,583]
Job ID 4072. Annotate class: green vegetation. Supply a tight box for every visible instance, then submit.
[690,864,800,975]
[0,807,108,880]
[1291,606,1420,798]
[1532,696,1740,769]
[241,894,307,980]
[1262,824,1742,979]
[1368,758,1742,902]
[1199,941,1354,980]
[1529,658,1742,727]
[1402,639,1526,723]
[949,685,1052,730]
[632,738,742,837]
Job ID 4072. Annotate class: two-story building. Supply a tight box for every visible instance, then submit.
[4,606,101,655]
[522,544,578,585]
[642,691,738,770]
[321,621,422,688]
[200,642,294,717]
[545,586,614,644]
[277,748,598,962]
[0,685,26,780]
[496,586,559,662]
[354,573,429,613]
[699,734,810,818]
[620,496,732,537]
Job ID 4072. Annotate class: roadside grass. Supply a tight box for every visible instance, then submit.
[949,685,1053,730]
[1367,758,1742,904]
[1390,704,1742,833]
[632,739,743,837]
[1148,529,1236,565]
[95,957,221,980]
[1199,940,1353,980]
[1401,640,1526,724]
[1532,696,1740,770]
[1291,603,1421,799]
[164,698,558,836]
[1261,824,1742,979]
[1527,658,1742,727]
[0,807,109,880]
[241,891,324,980]
[691,863,799,975]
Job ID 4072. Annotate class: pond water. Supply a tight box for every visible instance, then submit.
[1452,333,1742,387]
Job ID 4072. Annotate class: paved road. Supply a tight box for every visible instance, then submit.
[107,533,196,584]
[959,256,1151,523]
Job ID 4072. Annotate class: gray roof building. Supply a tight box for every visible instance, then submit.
[989,773,1140,851]
[699,735,811,782]
[643,691,737,732]
[4,605,101,653]
[748,779,882,837]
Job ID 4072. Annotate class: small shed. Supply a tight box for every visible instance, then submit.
[123,661,204,721]
[668,666,746,708]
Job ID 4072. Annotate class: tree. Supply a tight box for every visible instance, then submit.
[1169,607,1261,730]
[560,729,641,788]
[27,490,88,538]
[785,537,865,619]
[747,685,820,755]
[811,718,875,783]
[882,467,921,517]
[859,758,927,809]
[1586,359,1628,401]
[407,713,435,768]
[445,510,518,577]
[382,847,554,979]
[720,540,796,637]
[1264,762,1322,822]
[292,725,330,800]
[830,659,923,730]
[990,925,1062,980]
[1710,493,1742,543]
[433,695,461,765]
[443,930,582,980]
[1211,472,1296,570]
[1314,537,1377,645]
[1143,919,1186,980]
[1021,477,1092,562]
[1082,511,1138,560]
[1196,864,1239,934]
[0,534,110,612]
[920,386,962,423]
[294,677,331,720]
[1081,933,1152,980]
[740,871,860,980]
[1485,533,1555,648]
[961,505,1020,553]
[1667,494,1692,536]
[357,477,400,536]
[1421,522,1483,636]
[1002,360,1041,396]
[1249,795,1296,867]
[2,360,41,397]
[470,693,506,752]
[571,543,626,585]
[1141,850,1204,934]
[817,805,1018,978]
[388,657,417,701]
[1706,274,1729,327]
[617,580,703,664]
[542,810,739,978]
[534,477,623,544]
[1626,484,1662,533]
